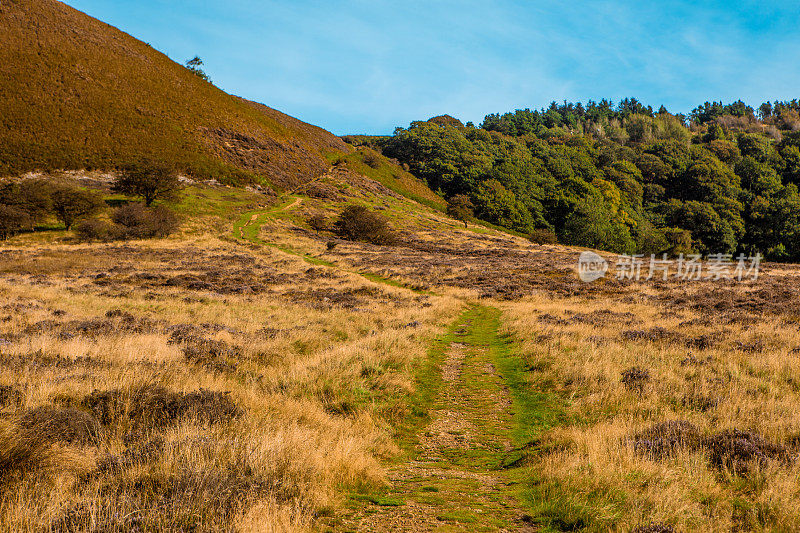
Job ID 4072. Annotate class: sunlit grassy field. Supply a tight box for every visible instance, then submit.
[501,273,800,532]
[3,174,800,532]
[0,233,461,531]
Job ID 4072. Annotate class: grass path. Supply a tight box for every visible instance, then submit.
[231,194,338,267]
[229,195,567,530]
[231,194,432,292]
[324,305,542,532]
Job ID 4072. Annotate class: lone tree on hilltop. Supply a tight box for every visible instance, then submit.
[114,159,180,207]
[51,186,105,230]
[447,194,474,228]
[185,56,211,83]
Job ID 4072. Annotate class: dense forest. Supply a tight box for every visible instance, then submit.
[347,99,800,260]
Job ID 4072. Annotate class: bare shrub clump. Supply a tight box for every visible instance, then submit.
[73,218,121,242]
[112,203,180,238]
[182,338,240,373]
[681,391,719,412]
[307,213,329,232]
[362,150,382,169]
[75,204,179,241]
[53,466,270,532]
[621,327,678,343]
[333,204,396,245]
[686,334,718,350]
[93,437,166,477]
[529,228,558,245]
[630,422,793,475]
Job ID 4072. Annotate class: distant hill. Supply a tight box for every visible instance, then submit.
[0,0,349,189]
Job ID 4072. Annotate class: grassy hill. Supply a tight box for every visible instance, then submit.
[0,0,350,189]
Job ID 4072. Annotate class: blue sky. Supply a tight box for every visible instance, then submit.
[64,0,800,135]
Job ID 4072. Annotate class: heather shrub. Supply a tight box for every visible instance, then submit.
[621,366,650,391]
[362,150,382,169]
[19,405,101,446]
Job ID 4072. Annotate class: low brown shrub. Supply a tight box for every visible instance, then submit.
[0,385,22,408]
[621,327,678,343]
[182,339,240,373]
[681,392,719,413]
[74,218,121,242]
[112,203,180,238]
[621,366,650,391]
[705,429,791,475]
[19,405,102,446]
[94,437,166,476]
[529,228,558,245]
[631,422,793,475]
[307,213,329,232]
[362,150,382,169]
[81,386,242,428]
[54,466,269,532]
[333,204,396,245]
[630,420,702,460]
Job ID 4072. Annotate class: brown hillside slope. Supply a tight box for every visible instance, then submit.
[0,0,348,188]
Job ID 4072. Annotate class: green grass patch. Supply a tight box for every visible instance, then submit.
[390,304,474,453]
[331,149,446,212]
[522,474,629,532]
[171,185,263,221]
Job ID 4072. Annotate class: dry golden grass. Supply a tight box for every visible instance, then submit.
[4,171,800,531]
[0,235,462,532]
[501,271,800,531]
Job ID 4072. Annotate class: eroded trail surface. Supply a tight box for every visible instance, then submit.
[334,306,537,532]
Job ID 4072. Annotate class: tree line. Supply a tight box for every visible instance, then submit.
[0,160,180,241]
[352,99,800,260]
